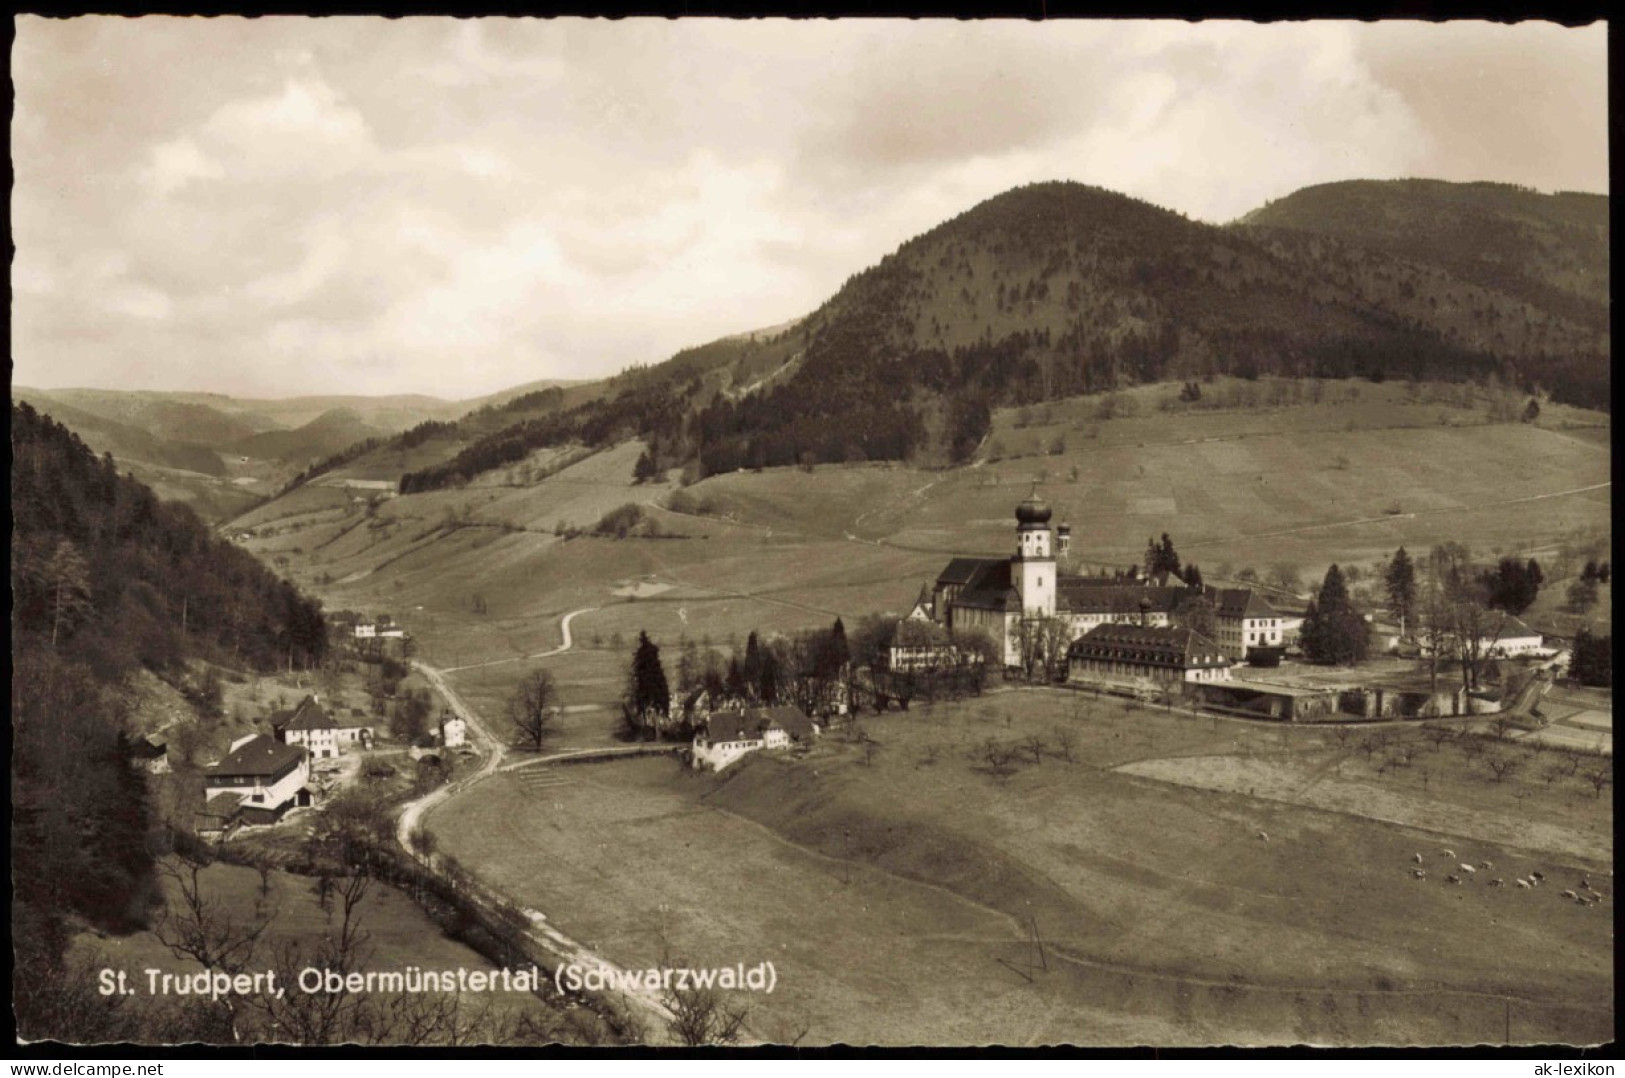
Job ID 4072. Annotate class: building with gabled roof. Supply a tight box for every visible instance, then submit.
[277,695,373,759]
[1067,624,1234,686]
[692,706,820,771]
[202,733,312,827]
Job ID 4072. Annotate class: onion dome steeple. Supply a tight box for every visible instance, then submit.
[1015,482,1052,527]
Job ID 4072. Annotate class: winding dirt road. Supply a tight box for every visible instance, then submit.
[395,607,684,1038]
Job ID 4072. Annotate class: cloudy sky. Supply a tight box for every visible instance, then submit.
[12,17,1608,400]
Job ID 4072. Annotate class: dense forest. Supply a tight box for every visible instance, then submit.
[11,401,330,1039]
[392,180,1607,492]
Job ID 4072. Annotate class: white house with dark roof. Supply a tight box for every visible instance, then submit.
[276,696,373,759]
[202,733,312,828]
[692,706,819,771]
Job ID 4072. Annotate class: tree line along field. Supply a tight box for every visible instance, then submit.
[427,688,1611,1046]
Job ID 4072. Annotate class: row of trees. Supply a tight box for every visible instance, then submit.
[616,614,1007,740]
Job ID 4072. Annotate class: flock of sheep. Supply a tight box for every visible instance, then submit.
[1407,847,1607,906]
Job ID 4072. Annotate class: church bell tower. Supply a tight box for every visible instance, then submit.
[1013,484,1057,618]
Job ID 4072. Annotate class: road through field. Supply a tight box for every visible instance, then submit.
[439,606,598,673]
[396,608,688,1041]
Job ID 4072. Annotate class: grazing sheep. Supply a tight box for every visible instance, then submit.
[1479,860,1494,870]
[1443,849,1456,859]
[1257,830,1269,841]
[1446,874,1462,885]
[1459,864,1477,874]
[1561,890,1578,900]
[1516,879,1532,889]
[1413,853,1424,864]
[1489,878,1504,887]
[1531,871,1545,881]
[1413,869,1427,879]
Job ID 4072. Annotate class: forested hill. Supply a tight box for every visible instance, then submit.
[12,400,330,1029]
[1239,179,1609,327]
[1237,179,1608,405]
[12,400,328,674]
[396,179,1607,491]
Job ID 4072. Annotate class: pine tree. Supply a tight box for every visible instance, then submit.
[1158,533,1181,582]
[1303,565,1368,665]
[828,617,851,670]
[724,656,748,704]
[741,632,764,701]
[1299,598,1323,661]
[1183,563,1203,589]
[1385,547,1417,636]
[758,645,782,706]
[628,632,670,732]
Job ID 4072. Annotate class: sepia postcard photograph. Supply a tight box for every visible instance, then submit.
[9,14,1612,1051]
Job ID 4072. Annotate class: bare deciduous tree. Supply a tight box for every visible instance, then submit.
[1052,727,1076,763]
[507,669,558,751]
[153,851,276,1042]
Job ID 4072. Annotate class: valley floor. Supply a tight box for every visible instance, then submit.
[425,688,1613,1047]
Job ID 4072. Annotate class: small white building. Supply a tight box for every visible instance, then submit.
[1419,616,1546,660]
[441,713,467,749]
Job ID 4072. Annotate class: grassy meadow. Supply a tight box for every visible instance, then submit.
[430,689,1612,1045]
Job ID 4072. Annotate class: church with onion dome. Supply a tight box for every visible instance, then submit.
[927,486,1281,671]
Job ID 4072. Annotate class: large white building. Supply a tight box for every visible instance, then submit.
[201,734,311,828]
[274,696,373,760]
[929,488,1280,669]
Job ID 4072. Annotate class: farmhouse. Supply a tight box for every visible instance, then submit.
[274,695,373,759]
[1067,624,1234,687]
[692,706,818,771]
[201,733,312,829]
[928,488,1281,667]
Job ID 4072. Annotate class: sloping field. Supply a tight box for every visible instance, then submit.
[1118,752,1611,862]
[430,692,1611,1045]
[666,406,1608,585]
